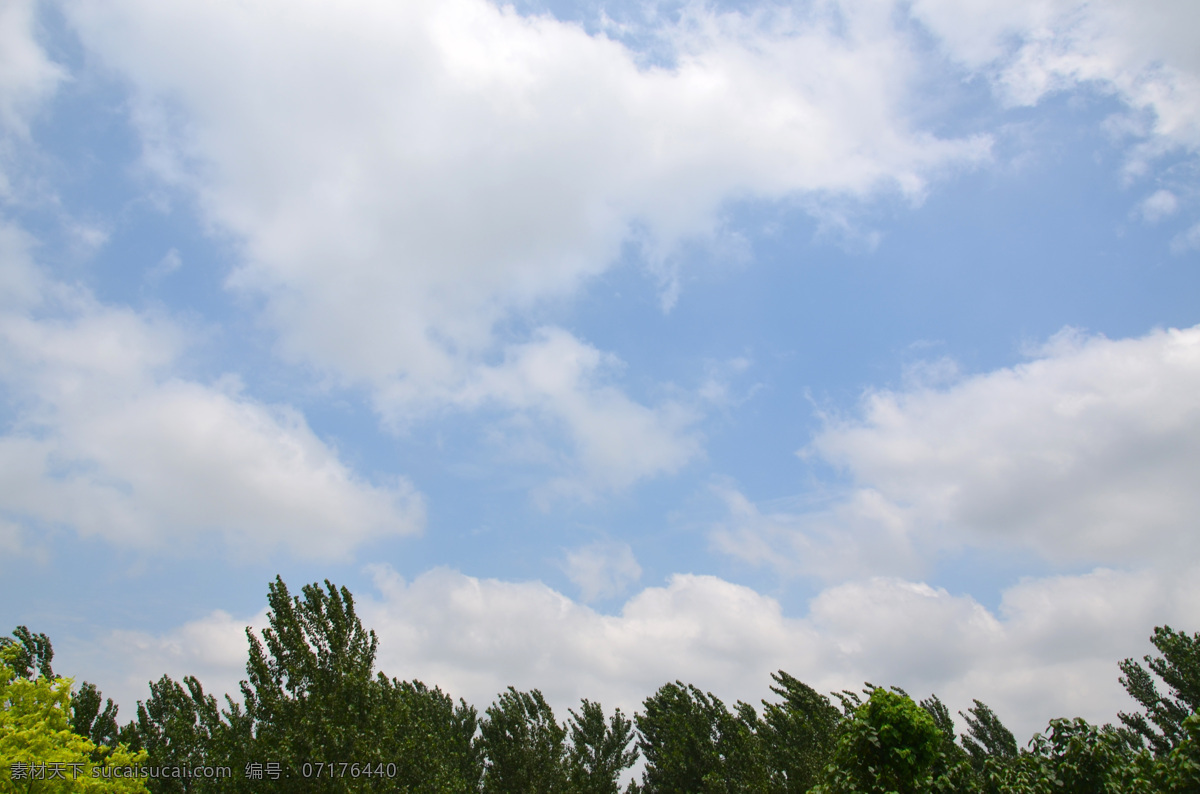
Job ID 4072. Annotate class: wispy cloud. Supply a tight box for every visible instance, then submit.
[911,0,1200,164]
[0,0,66,138]
[1138,189,1179,223]
[564,541,643,602]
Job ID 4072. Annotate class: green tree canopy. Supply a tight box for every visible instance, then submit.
[130,673,243,793]
[373,677,482,793]
[637,682,726,793]
[636,681,768,793]
[480,687,567,794]
[242,576,379,778]
[760,671,841,793]
[959,698,1018,769]
[1,636,149,792]
[230,576,482,792]
[0,627,54,681]
[12,584,1195,794]
[565,699,638,794]
[1119,625,1200,757]
[70,681,122,761]
[815,687,942,794]
[1000,717,1147,794]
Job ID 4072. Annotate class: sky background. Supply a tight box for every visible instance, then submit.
[2,0,1199,744]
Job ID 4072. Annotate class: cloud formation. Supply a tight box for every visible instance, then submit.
[0,0,64,138]
[0,225,424,558]
[912,0,1200,159]
[1138,189,1179,223]
[563,540,643,602]
[63,0,991,494]
[0,0,66,203]
[457,328,703,502]
[715,325,1200,575]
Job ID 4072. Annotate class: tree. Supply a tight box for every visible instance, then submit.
[814,687,942,794]
[949,699,1017,792]
[565,699,638,794]
[0,626,55,680]
[374,677,482,793]
[638,682,726,793]
[132,674,233,793]
[70,681,122,762]
[123,578,480,793]
[1159,712,1200,792]
[720,701,771,793]
[637,681,768,793]
[999,717,1148,794]
[760,672,841,793]
[918,694,977,793]
[1,637,149,792]
[959,699,1018,769]
[480,687,568,793]
[1119,625,1200,757]
[240,576,381,791]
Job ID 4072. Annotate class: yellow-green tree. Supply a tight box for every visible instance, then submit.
[1,642,148,793]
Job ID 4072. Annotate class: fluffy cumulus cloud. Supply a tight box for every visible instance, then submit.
[359,567,815,720]
[79,563,1199,744]
[0,226,424,559]
[911,0,1200,159]
[811,567,1200,737]
[716,325,1200,573]
[61,0,990,493]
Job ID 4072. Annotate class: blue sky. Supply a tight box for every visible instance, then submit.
[2,0,1199,742]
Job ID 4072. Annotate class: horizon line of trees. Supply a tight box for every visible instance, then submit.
[2,576,1198,793]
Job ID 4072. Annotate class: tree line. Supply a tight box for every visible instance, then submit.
[2,576,1198,792]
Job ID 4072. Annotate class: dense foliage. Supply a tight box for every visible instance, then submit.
[4,578,1198,793]
[1,630,148,792]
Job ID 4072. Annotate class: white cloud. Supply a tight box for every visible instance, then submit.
[811,567,1200,739]
[455,328,703,502]
[1138,188,1179,222]
[564,540,643,602]
[0,0,65,138]
[911,0,1200,159]
[63,0,988,495]
[709,481,924,581]
[776,325,1200,569]
[1171,221,1200,253]
[77,564,1199,745]
[0,221,43,308]
[146,247,182,280]
[0,0,64,204]
[0,229,424,559]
